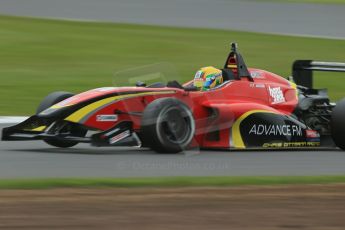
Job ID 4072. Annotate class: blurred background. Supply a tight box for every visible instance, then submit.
[0,0,345,229]
[0,0,344,115]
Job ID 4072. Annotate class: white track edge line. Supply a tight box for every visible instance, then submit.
[0,116,29,124]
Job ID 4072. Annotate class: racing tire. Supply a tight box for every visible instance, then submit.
[331,98,345,150]
[141,98,195,153]
[36,91,75,114]
[36,91,85,148]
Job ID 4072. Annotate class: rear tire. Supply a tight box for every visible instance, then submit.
[331,98,345,150]
[37,91,85,148]
[141,98,195,153]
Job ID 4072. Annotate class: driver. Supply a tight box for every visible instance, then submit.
[193,66,223,91]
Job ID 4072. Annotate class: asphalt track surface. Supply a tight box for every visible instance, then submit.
[0,0,344,39]
[1,123,345,178]
[0,1,345,178]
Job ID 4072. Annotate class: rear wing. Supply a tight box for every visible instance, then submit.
[292,60,345,88]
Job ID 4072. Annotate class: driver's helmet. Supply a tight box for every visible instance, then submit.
[193,66,223,91]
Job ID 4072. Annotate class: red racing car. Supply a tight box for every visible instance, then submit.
[3,43,345,153]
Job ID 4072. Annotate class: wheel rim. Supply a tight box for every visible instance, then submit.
[156,106,194,146]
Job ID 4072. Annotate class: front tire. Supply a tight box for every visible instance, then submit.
[331,98,345,150]
[141,98,195,153]
[36,91,75,114]
[37,91,85,148]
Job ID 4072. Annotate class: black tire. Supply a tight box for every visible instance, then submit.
[331,98,345,150]
[37,91,84,148]
[141,98,195,153]
[36,91,75,114]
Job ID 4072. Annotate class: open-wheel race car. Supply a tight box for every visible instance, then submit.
[3,43,345,153]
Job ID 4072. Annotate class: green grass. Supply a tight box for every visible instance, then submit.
[0,15,345,115]
[250,0,345,4]
[0,176,345,189]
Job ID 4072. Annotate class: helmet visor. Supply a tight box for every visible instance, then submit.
[204,77,215,88]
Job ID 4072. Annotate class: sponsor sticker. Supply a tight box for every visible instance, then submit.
[306,130,320,138]
[263,142,320,148]
[268,86,286,104]
[109,130,131,144]
[250,72,264,79]
[306,129,321,142]
[250,83,265,88]
[105,128,120,137]
[255,84,265,88]
[96,115,118,122]
[283,142,320,147]
[249,124,302,137]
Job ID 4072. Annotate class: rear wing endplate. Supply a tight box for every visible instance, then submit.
[292,60,345,88]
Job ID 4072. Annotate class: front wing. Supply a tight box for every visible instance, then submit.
[2,116,141,147]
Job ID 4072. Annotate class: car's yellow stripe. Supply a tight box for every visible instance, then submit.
[25,126,47,132]
[65,91,175,123]
[231,110,278,148]
[289,81,299,99]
